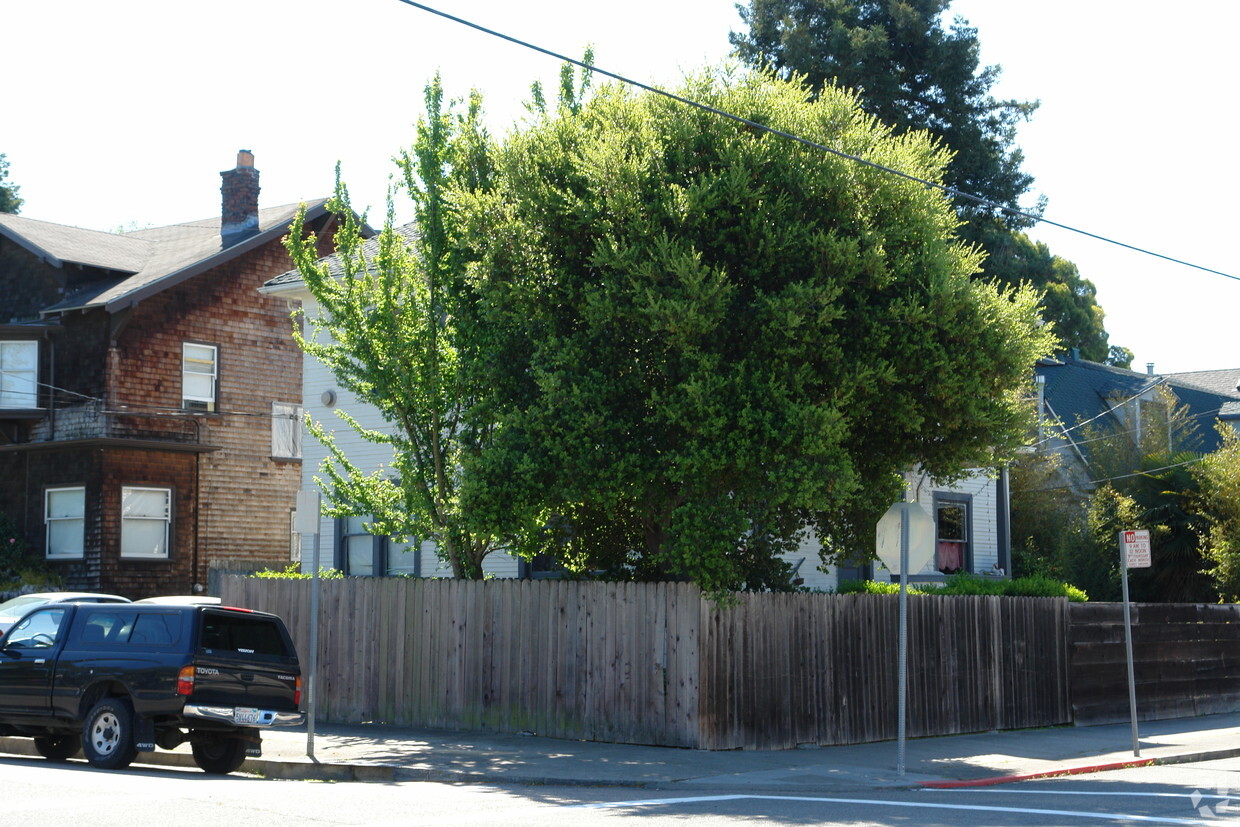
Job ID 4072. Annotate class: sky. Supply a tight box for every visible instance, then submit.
[6,1,1236,375]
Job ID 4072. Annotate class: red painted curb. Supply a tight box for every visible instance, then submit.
[920,757,1156,788]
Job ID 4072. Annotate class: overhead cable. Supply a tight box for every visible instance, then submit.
[393,0,1237,283]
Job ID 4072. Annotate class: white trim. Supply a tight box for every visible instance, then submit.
[120,486,171,559]
[45,486,85,560]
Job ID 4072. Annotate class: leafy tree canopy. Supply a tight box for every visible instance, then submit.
[458,67,1055,594]
[730,0,1120,363]
[1198,425,1240,601]
[0,154,21,214]
[285,75,501,579]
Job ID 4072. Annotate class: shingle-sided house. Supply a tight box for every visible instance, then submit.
[0,151,339,598]
[264,228,1012,589]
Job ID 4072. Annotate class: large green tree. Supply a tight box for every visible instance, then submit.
[730,0,1121,363]
[0,154,21,214]
[459,67,1055,593]
[1013,388,1221,600]
[285,76,499,578]
[1198,425,1240,601]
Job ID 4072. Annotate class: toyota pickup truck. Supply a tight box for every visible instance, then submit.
[0,600,304,774]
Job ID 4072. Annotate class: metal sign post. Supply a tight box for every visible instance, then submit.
[897,508,909,775]
[294,490,322,761]
[875,500,935,776]
[1119,529,1151,758]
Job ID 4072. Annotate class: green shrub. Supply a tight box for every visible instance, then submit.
[1003,573,1089,602]
[0,512,61,594]
[253,564,344,580]
[836,579,934,596]
[837,573,1087,602]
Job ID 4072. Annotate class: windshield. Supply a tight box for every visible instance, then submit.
[0,596,47,619]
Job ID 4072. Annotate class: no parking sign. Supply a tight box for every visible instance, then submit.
[1121,529,1152,569]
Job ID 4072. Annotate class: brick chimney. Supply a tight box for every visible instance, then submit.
[220,149,260,243]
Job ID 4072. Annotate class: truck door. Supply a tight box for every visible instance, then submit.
[0,606,69,714]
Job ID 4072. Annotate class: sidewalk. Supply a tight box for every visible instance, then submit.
[5,712,1240,790]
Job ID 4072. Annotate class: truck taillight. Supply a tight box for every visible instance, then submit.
[177,664,194,696]
[294,675,302,707]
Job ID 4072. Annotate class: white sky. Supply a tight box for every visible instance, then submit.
[7,1,1235,374]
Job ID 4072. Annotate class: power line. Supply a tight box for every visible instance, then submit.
[1021,456,1205,495]
[392,0,1238,283]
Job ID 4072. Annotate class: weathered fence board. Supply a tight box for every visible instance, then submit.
[1067,601,1240,725]
[223,577,1094,749]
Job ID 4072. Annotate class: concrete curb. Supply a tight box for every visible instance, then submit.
[6,736,1240,789]
[920,747,1240,789]
[0,737,655,786]
[921,758,1156,788]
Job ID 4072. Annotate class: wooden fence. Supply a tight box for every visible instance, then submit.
[1068,602,1240,725]
[221,577,1072,750]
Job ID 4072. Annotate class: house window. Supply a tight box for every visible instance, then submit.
[182,343,217,411]
[339,515,377,575]
[45,487,85,559]
[121,486,171,558]
[386,538,420,576]
[271,402,303,459]
[336,516,421,576]
[935,495,971,574]
[0,340,38,409]
[289,509,301,562]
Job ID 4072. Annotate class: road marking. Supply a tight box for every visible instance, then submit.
[945,789,1229,800]
[567,793,1219,825]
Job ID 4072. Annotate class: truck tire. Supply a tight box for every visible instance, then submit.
[82,698,138,770]
[34,734,82,761]
[191,737,248,775]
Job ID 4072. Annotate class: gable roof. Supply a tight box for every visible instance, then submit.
[0,199,330,315]
[1036,356,1240,459]
[261,222,419,294]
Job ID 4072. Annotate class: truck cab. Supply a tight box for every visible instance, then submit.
[0,601,303,774]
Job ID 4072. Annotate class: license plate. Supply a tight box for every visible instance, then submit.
[234,707,262,724]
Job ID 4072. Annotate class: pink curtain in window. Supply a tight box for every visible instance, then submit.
[937,541,964,573]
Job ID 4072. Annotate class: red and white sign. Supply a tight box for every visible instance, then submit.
[1120,529,1152,569]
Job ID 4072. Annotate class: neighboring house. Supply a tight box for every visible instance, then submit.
[261,225,521,580]
[0,151,338,598]
[1033,353,1240,492]
[822,466,1011,589]
[264,229,1010,588]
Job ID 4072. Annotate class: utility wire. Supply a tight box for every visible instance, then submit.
[1024,454,1208,493]
[393,0,1238,283]
[1030,377,1168,448]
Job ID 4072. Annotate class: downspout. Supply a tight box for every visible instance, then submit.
[193,417,202,592]
[47,332,56,438]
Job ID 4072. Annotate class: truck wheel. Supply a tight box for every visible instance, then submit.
[34,734,82,761]
[82,698,138,770]
[191,737,248,775]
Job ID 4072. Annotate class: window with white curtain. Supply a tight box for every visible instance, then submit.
[182,343,217,411]
[121,487,171,558]
[45,487,85,559]
[0,340,38,408]
[271,402,303,459]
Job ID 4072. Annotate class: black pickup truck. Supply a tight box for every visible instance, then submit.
[0,600,304,774]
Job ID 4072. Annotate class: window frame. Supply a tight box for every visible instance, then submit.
[120,486,172,559]
[0,339,39,409]
[334,516,422,577]
[933,492,972,575]
[182,342,218,412]
[45,486,86,560]
[271,401,303,459]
